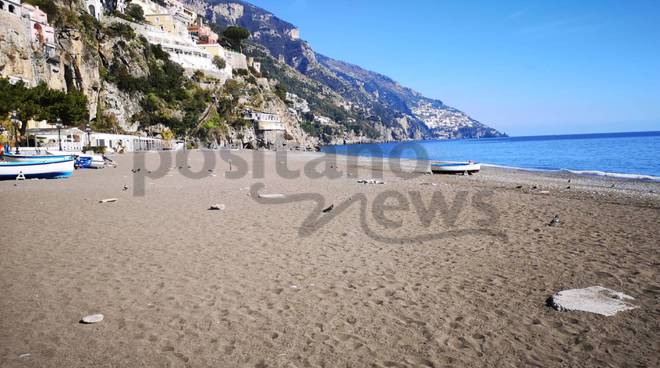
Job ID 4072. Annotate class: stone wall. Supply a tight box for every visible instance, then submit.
[225,49,247,70]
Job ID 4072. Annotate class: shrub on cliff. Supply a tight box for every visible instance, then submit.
[212,56,226,70]
[104,22,135,40]
[125,4,145,23]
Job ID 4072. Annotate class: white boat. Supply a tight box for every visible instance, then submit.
[2,153,75,162]
[431,161,481,175]
[0,158,75,180]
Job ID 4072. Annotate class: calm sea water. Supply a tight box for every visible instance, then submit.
[321,131,660,180]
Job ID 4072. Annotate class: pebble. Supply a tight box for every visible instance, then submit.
[548,215,561,227]
[81,314,104,324]
[99,198,118,203]
[208,204,225,211]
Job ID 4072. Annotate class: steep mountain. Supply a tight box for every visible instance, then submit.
[196,0,506,141]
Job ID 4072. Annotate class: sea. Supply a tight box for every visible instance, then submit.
[321,131,660,180]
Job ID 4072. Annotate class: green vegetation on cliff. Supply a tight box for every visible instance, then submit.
[0,78,88,135]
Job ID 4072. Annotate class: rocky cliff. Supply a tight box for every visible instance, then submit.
[198,0,506,142]
[0,2,318,149]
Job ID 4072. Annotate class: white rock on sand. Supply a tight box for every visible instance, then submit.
[258,193,287,199]
[81,314,104,324]
[549,286,637,316]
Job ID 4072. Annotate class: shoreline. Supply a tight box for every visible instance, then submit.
[319,130,660,181]
[290,151,660,203]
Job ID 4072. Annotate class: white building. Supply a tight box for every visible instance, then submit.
[225,49,248,70]
[26,128,169,152]
[117,18,228,78]
[244,110,284,131]
[247,57,261,74]
[85,0,103,20]
[0,0,22,16]
[130,0,167,15]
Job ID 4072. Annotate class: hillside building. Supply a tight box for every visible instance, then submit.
[85,0,103,20]
[188,19,218,44]
[21,4,55,46]
[0,0,22,16]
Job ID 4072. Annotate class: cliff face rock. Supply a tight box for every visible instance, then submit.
[99,82,141,131]
[0,12,64,90]
[1,11,101,124]
[56,28,102,121]
[200,0,506,141]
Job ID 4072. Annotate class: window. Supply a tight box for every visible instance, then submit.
[9,4,15,13]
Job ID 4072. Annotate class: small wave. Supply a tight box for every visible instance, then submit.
[565,170,660,181]
[481,163,558,172]
[482,163,660,181]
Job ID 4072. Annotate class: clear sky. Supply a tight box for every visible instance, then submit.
[247,0,660,136]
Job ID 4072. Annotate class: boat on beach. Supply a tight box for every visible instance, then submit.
[431,161,481,175]
[2,153,75,162]
[0,158,75,180]
[3,151,105,169]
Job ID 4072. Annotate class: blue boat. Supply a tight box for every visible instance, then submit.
[0,158,75,180]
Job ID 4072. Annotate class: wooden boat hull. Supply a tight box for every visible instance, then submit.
[431,161,481,174]
[0,158,75,180]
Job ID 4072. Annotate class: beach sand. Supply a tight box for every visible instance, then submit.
[1,150,658,367]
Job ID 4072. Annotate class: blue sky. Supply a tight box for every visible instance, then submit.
[248,0,660,136]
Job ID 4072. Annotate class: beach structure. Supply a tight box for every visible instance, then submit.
[25,127,169,153]
[243,110,286,147]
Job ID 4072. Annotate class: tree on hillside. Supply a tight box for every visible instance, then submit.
[0,79,89,136]
[125,4,145,23]
[222,26,250,52]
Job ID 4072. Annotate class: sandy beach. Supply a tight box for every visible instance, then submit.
[1,150,658,367]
